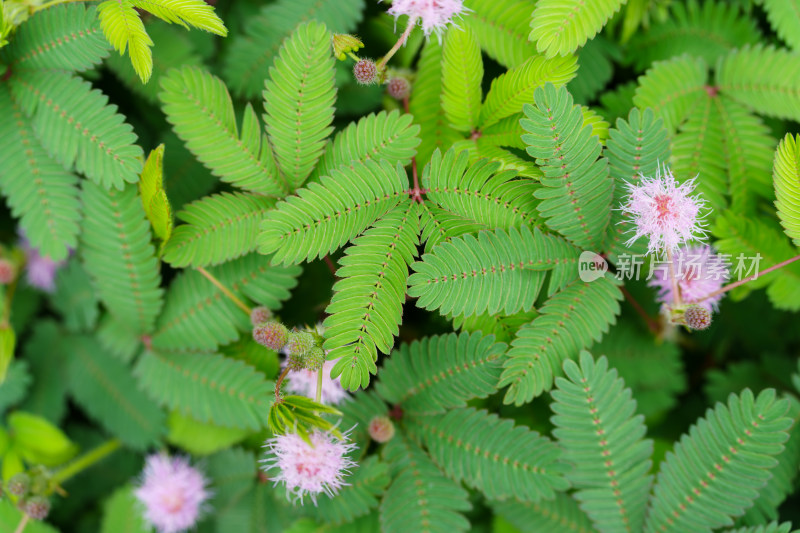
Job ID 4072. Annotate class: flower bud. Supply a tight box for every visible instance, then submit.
[286,352,306,371]
[386,77,410,100]
[0,258,16,284]
[253,321,289,351]
[353,59,378,85]
[7,473,30,497]
[286,332,315,356]
[25,496,50,520]
[250,306,272,326]
[368,416,395,443]
[305,347,326,371]
[684,305,712,330]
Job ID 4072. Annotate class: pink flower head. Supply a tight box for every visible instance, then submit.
[621,166,708,255]
[649,245,730,311]
[134,454,210,533]
[18,234,66,292]
[262,429,357,504]
[386,0,466,37]
[283,359,349,406]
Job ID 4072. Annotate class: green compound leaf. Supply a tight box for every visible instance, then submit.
[0,85,80,261]
[721,523,798,533]
[408,225,580,318]
[380,434,471,533]
[522,83,613,250]
[422,149,539,230]
[441,25,483,132]
[316,456,390,525]
[406,407,570,502]
[530,0,625,58]
[66,335,166,450]
[643,389,792,533]
[51,259,100,333]
[773,134,800,247]
[159,66,284,196]
[162,192,275,268]
[323,201,419,392]
[130,0,226,36]
[9,70,144,190]
[375,331,506,415]
[135,350,274,431]
[551,352,653,533]
[761,0,800,50]
[500,276,623,406]
[81,181,164,336]
[310,110,421,183]
[101,486,152,533]
[490,493,595,533]
[139,144,173,244]
[97,0,153,83]
[1,3,110,72]
[262,20,336,190]
[716,45,800,122]
[463,0,538,68]
[257,159,409,266]
[633,54,708,133]
[152,253,300,352]
[480,54,578,129]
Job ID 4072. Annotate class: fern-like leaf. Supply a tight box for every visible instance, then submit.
[375,332,506,415]
[521,83,613,249]
[1,4,110,72]
[441,25,483,132]
[722,523,798,533]
[530,0,625,58]
[159,66,283,195]
[152,254,300,352]
[632,55,707,133]
[380,434,471,533]
[162,193,275,268]
[480,54,578,129]
[715,45,800,122]
[316,456,389,524]
[262,21,336,189]
[491,493,596,533]
[500,276,622,405]
[408,226,581,318]
[65,335,165,450]
[323,201,419,391]
[418,202,488,253]
[761,0,800,50]
[0,86,80,260]
[9,70,143,189]
[310,110,421,183]
[130,0,226,35]
[135,350,273,430]
[552,351,653,533]
[81,182,164,335]
[643,389,792,533]
[97,0,153,83]
[463,0,538,68]
[422,149,538,230]
[258,159,408,266]
[773,134,800,247]
[406,407,570,501]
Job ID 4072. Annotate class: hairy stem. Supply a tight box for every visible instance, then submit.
[51,439,121,486]
[691,254,800,304]
[274,365,291,402]
[196,266,252,316]
[13,514,29,533]
[376,16,419,72]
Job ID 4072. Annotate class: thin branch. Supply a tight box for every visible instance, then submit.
[196,266,252,316]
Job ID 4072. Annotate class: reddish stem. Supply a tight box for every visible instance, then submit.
[323,255,337,276]
[620,284,660,334]
[274,365,291,402]
[690,254,800,304]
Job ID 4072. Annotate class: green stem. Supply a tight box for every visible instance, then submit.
[13,514,29,533]
[196,266,252,316]
[51,439,121,486]
[316,367,323,403]
[666,249,682,306]
[31,0,87,13]
[376,16,419,72]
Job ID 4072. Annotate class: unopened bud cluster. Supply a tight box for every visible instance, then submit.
[668,304,713,331]
[3,470,52,521]
[252,318,325,371]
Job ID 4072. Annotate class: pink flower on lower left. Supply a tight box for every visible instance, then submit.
[134,454,211,533]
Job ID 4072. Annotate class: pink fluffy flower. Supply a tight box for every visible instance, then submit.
[284,359,349,406]
[620,166,708,255]
[649,245,730,311]
[387,0,466,37]
[262,429,357,504]
[18,235,66,292]
[134,454,210,533]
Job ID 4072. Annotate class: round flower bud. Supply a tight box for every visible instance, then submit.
[253,321,289,351]
[286,352,306,372]
[25,496,50,520]
[353,59,378,85]
[0,259,16,284]
[386,77,410,100]
[8,473,30,497]
[368,416,395,443]
[305,347,326,371]
[250,306,272,326]
[684,305,712,331]
[286,332,315,356]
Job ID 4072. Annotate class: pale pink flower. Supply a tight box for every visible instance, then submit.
[18,232,67,292]
[621,166,708,255]
[134,454,210,533]
[284,359,349,405]
[649,245,729,311]
[262,429,357,504]
[386,0,466,37]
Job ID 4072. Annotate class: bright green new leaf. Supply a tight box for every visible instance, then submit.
[7,411,78,466]
[97,0,154,83]
[530,0,626,58]
[774,134,800,247]
[139,144,173,245]
[131,0,227,36]
[441,25,482,132]
[166,411,249,456]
